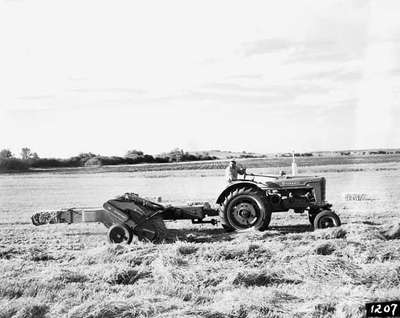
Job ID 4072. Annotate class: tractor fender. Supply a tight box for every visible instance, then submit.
[216,181,263,205]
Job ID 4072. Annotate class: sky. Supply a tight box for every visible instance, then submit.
[0,0,399,158]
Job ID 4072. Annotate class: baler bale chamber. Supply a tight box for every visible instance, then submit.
[31,193,219,244]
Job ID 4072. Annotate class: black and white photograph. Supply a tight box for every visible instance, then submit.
[0,1,400,317]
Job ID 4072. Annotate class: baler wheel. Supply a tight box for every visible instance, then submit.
[313,210,341,229]
[107,224,133,244]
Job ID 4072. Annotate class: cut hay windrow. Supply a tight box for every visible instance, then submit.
[289,255,364,285]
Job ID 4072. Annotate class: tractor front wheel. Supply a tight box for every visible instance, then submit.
[309,213,316,225]
[220,188,271,231]
[308,209,319,226]
[313,210,341,229]
[107,223,133,244]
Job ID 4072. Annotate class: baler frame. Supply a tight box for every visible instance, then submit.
[32,192,219,243]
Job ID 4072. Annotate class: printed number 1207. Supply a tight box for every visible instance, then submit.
[366,302,400,317]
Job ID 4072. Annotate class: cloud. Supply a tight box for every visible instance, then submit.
[288,49,356,64]
[390,68,400,76]
[286,39,367,64]
[204,80,331,96]
[150,80,334,108]
[297,69,363,82]
[17,95,55,101]
[240,37,366,65]
[240,38,293,57]
[154,90,292,105]
[69,87,146,94]
[226,74,264,80]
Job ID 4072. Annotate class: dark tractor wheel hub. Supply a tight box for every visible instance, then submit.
[322,219,334,228]
[313,210,341,229]
[232,202,257,226]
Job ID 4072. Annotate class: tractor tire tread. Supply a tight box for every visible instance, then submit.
[219,187,271,231]
[313,210,341,229]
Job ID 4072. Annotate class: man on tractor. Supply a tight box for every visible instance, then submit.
[225,160,246,183]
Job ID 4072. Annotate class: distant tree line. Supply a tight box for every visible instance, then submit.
[368,150,400,155]
[0,147,217,172]
[340,150,400,156]
[279,152,314,157]
[227,150,267,159]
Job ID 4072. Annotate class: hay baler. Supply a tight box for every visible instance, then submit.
[31,172,341,243]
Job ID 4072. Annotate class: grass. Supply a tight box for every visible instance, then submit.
[1,220,400,317]
[1,161,400,317]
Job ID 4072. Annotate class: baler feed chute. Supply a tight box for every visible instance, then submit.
[103,193,168,243]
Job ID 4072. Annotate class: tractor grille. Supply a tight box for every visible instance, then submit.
[306,178,326,204]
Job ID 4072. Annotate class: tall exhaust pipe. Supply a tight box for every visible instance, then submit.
[291,150,298,176]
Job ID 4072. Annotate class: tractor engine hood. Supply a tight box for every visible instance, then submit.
[273,176,326,188]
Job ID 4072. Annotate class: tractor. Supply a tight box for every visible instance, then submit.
[31,171,341,243]
[217,172,340,232]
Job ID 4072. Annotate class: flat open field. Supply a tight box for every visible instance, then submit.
[1,158,400,317]
[25,154,400,174]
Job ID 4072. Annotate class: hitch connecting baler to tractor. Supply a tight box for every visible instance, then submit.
[31,172,341,243]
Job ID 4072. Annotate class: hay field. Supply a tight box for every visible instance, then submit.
[1,160,400,317]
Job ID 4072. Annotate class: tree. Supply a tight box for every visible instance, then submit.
[21,147,33,160]
[168,148,184,162]
[0,149,13,159]
[78,152,97,159]
[125,149,144,159]
[76,152,97,165]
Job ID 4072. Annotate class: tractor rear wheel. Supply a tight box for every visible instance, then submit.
[313,210,341,229]
[107,223,133,244]
[220,187,271,231]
